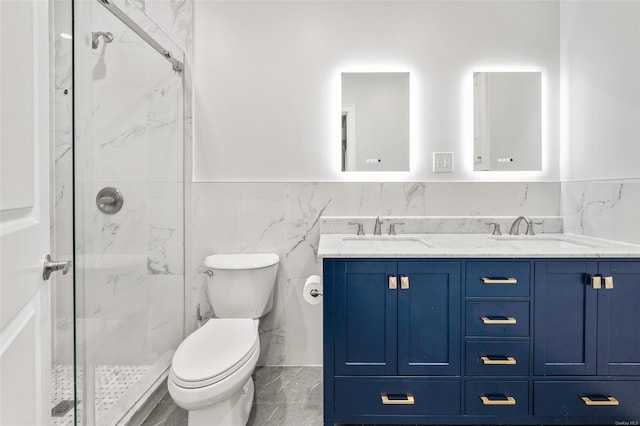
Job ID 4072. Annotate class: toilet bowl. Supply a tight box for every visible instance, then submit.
[168,253,279,426]
[168,319,259,425]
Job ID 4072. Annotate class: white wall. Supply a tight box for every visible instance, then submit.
[560,0,640,182]
[194,0,560,181]
[560,1,640,245]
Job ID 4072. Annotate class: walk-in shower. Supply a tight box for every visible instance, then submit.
[52,0,185,424]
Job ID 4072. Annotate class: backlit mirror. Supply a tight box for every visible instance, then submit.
[473,72,542,171]
[341,72,410,172]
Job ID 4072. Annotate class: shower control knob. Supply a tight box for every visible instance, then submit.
[43,254,72,280]
[96,187,124,214]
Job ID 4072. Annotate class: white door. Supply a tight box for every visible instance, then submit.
[0,1,53,425]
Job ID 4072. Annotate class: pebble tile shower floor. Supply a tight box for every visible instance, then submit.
[51,364,151,425]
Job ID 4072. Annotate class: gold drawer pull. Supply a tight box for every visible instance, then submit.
[400,276,409,289]
[481,316,517,325]
[480,395,516,405]
[388,276,397,289]
[481,277,517,284]
[381,394,415,405]
[481,356,517,365]
[581,396,619,406]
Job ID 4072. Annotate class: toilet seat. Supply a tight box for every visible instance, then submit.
[171,318,259,389]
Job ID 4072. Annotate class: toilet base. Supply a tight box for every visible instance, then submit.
[187,376,254,426]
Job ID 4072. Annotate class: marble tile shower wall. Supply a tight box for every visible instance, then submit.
[52,0,193,365]
[562,179,640,246]
[191,181,561,366]
[144,0,194,349]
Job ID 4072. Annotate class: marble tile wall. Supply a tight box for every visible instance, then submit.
[562,179,640,246]
[77,2,186,364]
[191,181,561,366]
[145,0,194,342]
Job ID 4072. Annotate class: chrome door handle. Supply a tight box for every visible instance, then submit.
[43,254,72,280]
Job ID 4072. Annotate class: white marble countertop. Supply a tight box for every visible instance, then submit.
[318,233,640,258]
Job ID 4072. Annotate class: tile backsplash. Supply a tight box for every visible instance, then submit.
[190,181,560,366]
[562,179,640,246]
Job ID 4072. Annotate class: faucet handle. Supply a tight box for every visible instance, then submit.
[485,222,502,236]
[388,222,405,235]
[348,221,365,236]
[373,216,384,235]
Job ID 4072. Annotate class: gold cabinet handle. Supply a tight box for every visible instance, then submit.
[400,276,409,289]
[481,277,517,284]
[481,316,517,325]
[480,395,516,405]
[481,356,517,365]
[388,276,397,289]
[604,276,614,289]
[581,396,619,406]
[591,275,602,289]
[381,394,415,405]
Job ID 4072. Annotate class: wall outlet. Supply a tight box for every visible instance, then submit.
[433,152,454,173]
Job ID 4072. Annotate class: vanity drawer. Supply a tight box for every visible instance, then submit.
[466,261,530,297]
[465,380,529,416]
[534,381,640,417]
[465,340,530,376]
[466,301,529,337]
[334,377,461,416]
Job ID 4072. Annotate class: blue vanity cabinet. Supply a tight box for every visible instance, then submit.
[534,261,598,376]
[324,257,640,425]
[333,260,461,376]
[534,261,640,376]
[464,261,532,418]
[325,259,462,424]
[333,260,398,376]
[396,261,461,376]
[596,261,640,376]
[533,260,640,420]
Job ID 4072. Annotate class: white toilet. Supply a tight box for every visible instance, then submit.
[168,253,279,426]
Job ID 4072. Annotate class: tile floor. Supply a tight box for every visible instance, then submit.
[141,366,323,426]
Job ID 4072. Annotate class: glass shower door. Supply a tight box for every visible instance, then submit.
[72,1,185,424]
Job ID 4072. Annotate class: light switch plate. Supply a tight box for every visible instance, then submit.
[433,152,454,173]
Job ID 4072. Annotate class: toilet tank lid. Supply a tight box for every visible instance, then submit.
[204,253,279,270]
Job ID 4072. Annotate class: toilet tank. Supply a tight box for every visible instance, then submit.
[204,253,279,318]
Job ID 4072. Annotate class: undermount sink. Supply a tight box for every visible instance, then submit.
[341,235,432,249]
[492,235,598,248]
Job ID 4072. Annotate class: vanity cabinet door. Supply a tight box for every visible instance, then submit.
[596,261,640,376]
[534,261,598,376]
[397,262,461,376]
[334,260,398,376]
